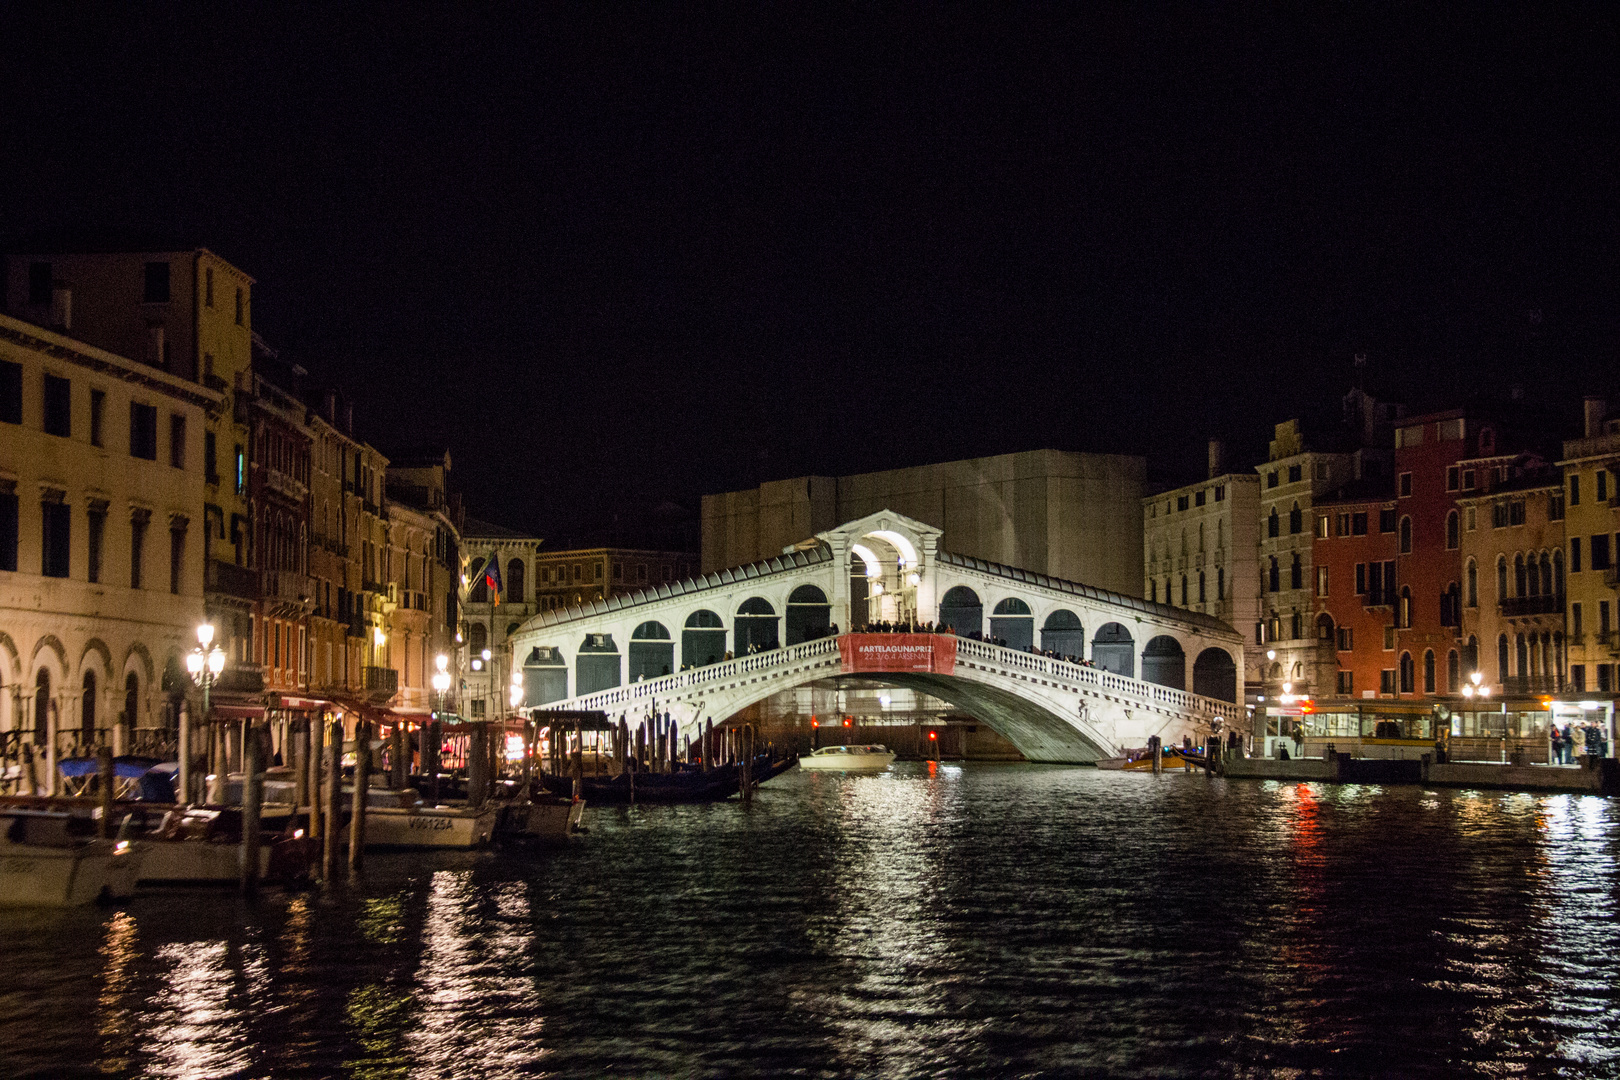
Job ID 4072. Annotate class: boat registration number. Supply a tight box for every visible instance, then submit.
[408,816,453,831]
[0,858,38,874]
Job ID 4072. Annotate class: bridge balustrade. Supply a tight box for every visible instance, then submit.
[558,636,842,715]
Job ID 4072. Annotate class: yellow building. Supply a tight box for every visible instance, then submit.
[0,311,220,784]
[1559,399,1620,693]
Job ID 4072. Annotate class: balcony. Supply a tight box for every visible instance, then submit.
[263,570,315,616]
[363,665,399,701]
[1500,674,1565,694]
[1499,594,1564,617]
[206,559,260,602]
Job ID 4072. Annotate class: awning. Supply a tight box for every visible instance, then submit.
[277,695,334,711]
[211,703,267,721]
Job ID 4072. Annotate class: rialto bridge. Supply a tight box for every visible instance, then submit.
[507,511,1246,763]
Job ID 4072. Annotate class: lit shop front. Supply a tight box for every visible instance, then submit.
[1266,698,1616,764]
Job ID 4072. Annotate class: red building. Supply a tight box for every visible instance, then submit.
[1312,486,1397,697]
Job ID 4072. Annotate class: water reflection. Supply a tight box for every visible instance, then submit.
[147,940,251,1079]
[96,910,139,1074]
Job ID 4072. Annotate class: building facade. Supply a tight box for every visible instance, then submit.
[1559,399,1620,694]
[1,311,219,777]
[1311,484,1399,698]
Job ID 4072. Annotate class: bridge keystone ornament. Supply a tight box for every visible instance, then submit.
[509,511,1245,763]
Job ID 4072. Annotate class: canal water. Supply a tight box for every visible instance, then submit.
[2,764,1619,1079]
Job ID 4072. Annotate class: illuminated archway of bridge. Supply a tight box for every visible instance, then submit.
[509,511,1245,762]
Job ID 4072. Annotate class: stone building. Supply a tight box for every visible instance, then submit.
[702,449,1146,595]
[1558,398,1620,694]
[0,310,219,777]
[1142,440,1262,691]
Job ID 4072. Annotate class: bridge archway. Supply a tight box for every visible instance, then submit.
[1041,609,1084,657]
[939,586,983,636]
[682,610,726,669]
[629,621,674,682]
[735,597,779,654]
[785,585,831,645]
[990,598,1034,650]
[576,634,621,695]
[1142,635,1186,690]
[1092,622,1135,677]
[1192,647,1237,702]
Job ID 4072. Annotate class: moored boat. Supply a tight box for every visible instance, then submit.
[798,744,896,772]
[497,796,585,843]
[361,789,499,849]
[0,808,144,906]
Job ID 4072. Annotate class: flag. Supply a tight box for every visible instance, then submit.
[483,557,503,605]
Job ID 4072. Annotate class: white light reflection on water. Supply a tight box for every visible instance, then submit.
[1534,795,1620,1070]
[403,871,548,1078]
[146,940,252,1080]
[796,765,977,1075]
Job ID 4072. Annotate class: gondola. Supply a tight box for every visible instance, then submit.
[538,752,793,805]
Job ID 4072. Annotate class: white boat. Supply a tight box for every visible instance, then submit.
[799,744,897,772]
[498,797,585,843]
[0,809,144,906]
[360,789,499,849]
[136,807,311,885]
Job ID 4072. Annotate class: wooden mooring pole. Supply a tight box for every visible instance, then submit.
[349,718,370,871]
[241,722,263,895]
[322,716,341,882]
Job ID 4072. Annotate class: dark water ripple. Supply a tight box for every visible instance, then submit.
[1,764,1618,1079]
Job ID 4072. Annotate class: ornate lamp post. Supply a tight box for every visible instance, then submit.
[184,623,226,804]
[430,653,451,803]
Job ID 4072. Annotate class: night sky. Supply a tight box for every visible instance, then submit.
[1,7,1614,548]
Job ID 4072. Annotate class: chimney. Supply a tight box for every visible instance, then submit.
[1207,439,1227,479]
[49,286,71,331]
[1584,396,1606,439]
[324,389,338,424]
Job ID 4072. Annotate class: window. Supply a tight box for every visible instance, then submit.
[1337,513,1350,536]
[1316,515,1330,539]
[1290,554,1302,590]
[130,512,148,589]
[129,403,157,460]
[1214,485,1225,502]
[1352,512,1368,536]
[1447,650,1460,693]
[1337,627,1353,651]
[1285,464,1300,483]
[1380,668,1397,694]
[1601,471,1610,503]
[87,502,105,584]
[1399,472,1413,497]
[1509,500,1526,526]
[1465,505,1476,531]
[1316,566,1329,597]
[1491,501,1508,529]
[1268,557,1279,592]
[0,487,15,571]
[169,520,186,594]
[1355,562,1366,595]
[1338,671,1353,694]
[1198,572,1206,603]
[1399,516,1412,554]
[204,266,214,307]
[169,414,186,469]
[1445,510,1459,550]
[1603,666,1616,693]
[1179,576,1188,605]
[1368,561,1384,605]
[1267,471,1278,488]
[41,497,69,577]
[1194,490,1205,507]
[1439,418,1465,442]
[1424,649,1436,694]
[1571,537,1583,572]
[29,262,52,305]
[1592,535,1612,572]
[637,564,648,583]
[89,389,104,447]
[1291,611,1302,639]
[1217,566,1225,600]
[1384,626,1396,651]
[1466,559,1477,607]
[1289,502,1302,534]
[1463,469,1476,490]
[1268,509,1279,538]
[1396,424,1425,448]
[0,360,21,424]
[1572,664,1586,692]
[43,375,70,437]
[1446,466,1460,491]
[1570,474,1581,506]
[1176,495,1189,511]
[143,261,170,303]
[1379,509,1396,533]
[614,562,624,581]
[1400,652,1414,693]
[1549,492,1565,520]
[1399,587,1412,628]
[1601,601,1612,637]
[204,431,218,483]
[235,445,246,494]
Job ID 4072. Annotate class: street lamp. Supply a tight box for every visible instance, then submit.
[184,623,226,805]
[509,670,524,710]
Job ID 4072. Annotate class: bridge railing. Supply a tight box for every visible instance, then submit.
[554,635,842,715]
[953,637,1245,724]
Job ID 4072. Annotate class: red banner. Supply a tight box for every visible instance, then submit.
[838,633,956,675]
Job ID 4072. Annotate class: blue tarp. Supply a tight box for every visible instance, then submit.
[56,756,167,779]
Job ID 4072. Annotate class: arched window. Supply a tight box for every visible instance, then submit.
[1497,634,1509,683]
[1447,649,1459,693]
[1466,559,1477,607]
[1540,552,1553,596]
[1290,610,1301,640]
[1446,510,1459,550]
[1217,566,1225,600]
[1268,508,1279,538]
[1399,651,1414,694]
[506,558,526,605]
[468,623,488,654]
[1268,557,1280,592]
[1554,550,1565,596]
[1290,553,1302,590]
[33,669,50,746]
[1515,633,1528,677]
[1423,649,1436,693]
[1515,554,1528,597]
[1465,635,1478,675]
[1399,516,1413,554]
[1316,613,1334,641]
[1150,580,1157,603]
[1198,571,1206,603]
[1179,575,1188,606]
[124,672,139,735]
[1399,586,1412,629]
[1289,502,1302,534]
[81,670,97,741]
[1497,556,1508,601]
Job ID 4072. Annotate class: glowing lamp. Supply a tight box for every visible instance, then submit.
[196,623,215,648]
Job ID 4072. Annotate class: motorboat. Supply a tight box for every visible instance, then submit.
[799,745,897,772]
[138,806,312,885]
[1097,747,1211,772]
[0,808,144,906]
[360,788,499,849]
[497,796,585,843]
